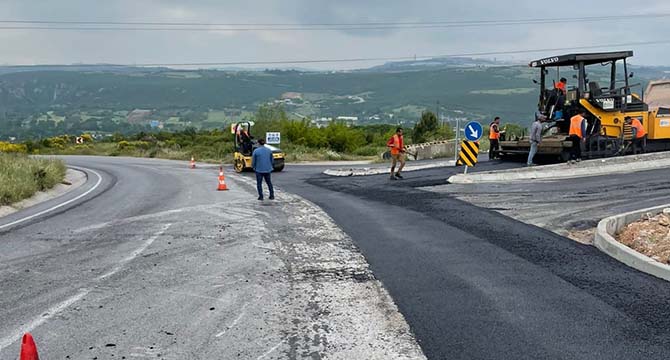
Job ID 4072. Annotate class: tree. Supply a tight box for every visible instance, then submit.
[413,111,439,143]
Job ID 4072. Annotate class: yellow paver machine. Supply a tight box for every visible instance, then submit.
[499,51,670,161]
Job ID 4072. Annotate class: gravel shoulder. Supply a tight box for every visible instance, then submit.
[617,210,670,265]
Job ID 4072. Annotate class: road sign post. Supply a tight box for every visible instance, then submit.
[457,140,480,173]
[464,121,483,142]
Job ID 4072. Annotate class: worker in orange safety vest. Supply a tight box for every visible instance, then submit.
[488,117,502,160]
[387,127,406,180]
[568,110,587,162]
[626,116,647,154]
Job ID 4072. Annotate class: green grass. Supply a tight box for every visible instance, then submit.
[0,153,66,205]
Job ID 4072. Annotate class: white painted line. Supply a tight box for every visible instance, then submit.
[0,167,103,231]
[97,223,172,281]
[256,340,285,360]
[0,224,171,353]
[0,289,89,352]
[215,303,248,337]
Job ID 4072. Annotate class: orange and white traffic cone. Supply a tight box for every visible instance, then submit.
[19,333,39,360]
[217,167,229,191]
[190,156,196,169]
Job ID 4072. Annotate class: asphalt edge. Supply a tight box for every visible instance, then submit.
[448,153,670,184]
[324,160,456,177]
[594,204,670,282]
[226,171,428,359]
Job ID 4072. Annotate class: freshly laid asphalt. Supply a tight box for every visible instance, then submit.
[266,160,670,360]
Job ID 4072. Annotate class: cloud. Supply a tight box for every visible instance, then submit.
[0,0,668,68]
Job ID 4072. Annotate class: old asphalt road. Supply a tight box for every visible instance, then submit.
[0,156,425,359]
[265,160,670,360]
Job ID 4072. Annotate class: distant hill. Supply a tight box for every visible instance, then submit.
[366,57,513,72]
[0,58,669,140]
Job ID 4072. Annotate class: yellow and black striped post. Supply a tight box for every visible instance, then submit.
[456,140,479,171]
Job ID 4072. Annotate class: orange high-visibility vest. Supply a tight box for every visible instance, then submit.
[489,123,500,140]
[631,118,646,138]
[387,134,403,155]
[569,115,584,138]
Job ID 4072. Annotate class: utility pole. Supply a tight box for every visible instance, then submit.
[436,101,440,125]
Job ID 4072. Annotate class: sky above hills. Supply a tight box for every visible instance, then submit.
[1,0,670,69]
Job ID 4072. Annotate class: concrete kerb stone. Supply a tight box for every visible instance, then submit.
[594,204,670,282]
[324,160,456,177]
[448,151,670,184]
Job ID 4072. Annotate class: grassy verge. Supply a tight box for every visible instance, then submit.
[0,153,67,206]
[37,142,381,164]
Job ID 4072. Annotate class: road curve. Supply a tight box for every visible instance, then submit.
[0,156,424,359]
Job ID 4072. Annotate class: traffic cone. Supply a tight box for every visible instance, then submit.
[19,333,39,360]
[217,167,229,191]
[190,156,196,169]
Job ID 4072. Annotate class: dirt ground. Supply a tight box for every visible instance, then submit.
[617,211,670,265]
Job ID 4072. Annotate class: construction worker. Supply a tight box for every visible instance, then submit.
[387,127,406,180]
[251,138,275,201]
[527,113,545,166]
[239,125,253,155]
[555,77,568,95]
[626,116,647,154]
[488,117,502,160]
[568,110,587,162]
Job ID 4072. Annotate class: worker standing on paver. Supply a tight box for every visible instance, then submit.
[387,127,406,180]
[568,110,587,162]
[555,77,568,95]
[627,116,647,154]
[252,138,275,200]
[527,113,545,166]
[488,117,502,160]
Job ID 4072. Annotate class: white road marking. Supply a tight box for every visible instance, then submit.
[215,303,248,338]
[97,223,171,281]
[0,167,103,231]
[256,340,285,360]
[0,224,171,353]
[0,288,90,352]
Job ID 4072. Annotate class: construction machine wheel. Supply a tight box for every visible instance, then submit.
[273,158,285,172]
[559,150,571,162]
[234,159,245,173]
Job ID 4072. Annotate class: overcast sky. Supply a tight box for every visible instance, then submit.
[1,0,670,69]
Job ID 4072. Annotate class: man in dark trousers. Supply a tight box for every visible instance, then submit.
[252,138,275,200]
[488,117,502,160]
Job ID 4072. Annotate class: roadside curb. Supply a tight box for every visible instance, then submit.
[594,204,670,282]
[0,168,87,220]
[324,160,455,177]
[448,152,670,184]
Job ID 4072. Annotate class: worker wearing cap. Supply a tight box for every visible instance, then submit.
[568,111,587,162]
[626,116,647,154]
[555,77,567,95]
[489,117,502,160]
[387,127,406,180]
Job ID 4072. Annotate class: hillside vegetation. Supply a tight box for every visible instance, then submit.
[0,149,66,205]
[1,61,667,141]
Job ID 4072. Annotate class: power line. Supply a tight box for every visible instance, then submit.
[0,13,668,27]
[0,13,669,31]
[10,40,669,68]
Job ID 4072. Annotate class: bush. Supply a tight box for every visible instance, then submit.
[0,141,28,153]
[0,153,66,205]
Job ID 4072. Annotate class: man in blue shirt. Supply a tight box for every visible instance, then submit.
[251,138,275,200]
